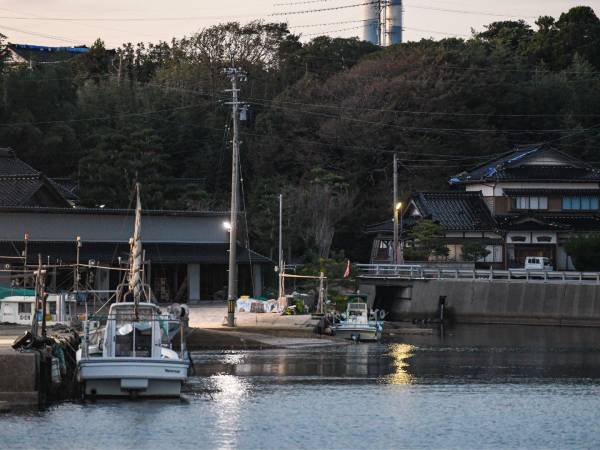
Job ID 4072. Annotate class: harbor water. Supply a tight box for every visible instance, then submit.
[3,324,600,449]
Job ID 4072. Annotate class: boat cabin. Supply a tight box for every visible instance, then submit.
[100,302,172,359]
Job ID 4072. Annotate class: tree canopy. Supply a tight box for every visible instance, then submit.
[1,8,600,262]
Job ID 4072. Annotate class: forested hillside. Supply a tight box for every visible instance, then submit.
[1,6,599,262]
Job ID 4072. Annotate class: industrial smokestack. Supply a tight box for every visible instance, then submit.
[363,2,380,44]
[386,0,403,45]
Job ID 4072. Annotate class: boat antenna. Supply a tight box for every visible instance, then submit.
[129,182,143,319]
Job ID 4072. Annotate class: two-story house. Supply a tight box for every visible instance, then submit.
[367,145,600,270]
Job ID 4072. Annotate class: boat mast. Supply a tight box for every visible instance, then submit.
[129,183,143,318]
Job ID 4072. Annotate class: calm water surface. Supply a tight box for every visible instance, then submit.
[3,324,600,449]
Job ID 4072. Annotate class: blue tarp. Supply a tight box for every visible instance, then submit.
[13,44,89,54]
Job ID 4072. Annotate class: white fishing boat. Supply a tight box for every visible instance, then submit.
[331,297,383,342]
[77,184,189,398]
[77,301,189,397]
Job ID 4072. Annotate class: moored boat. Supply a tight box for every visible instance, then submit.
[77,301,189,397]
[76,184,189,398]
[331,297,383,342]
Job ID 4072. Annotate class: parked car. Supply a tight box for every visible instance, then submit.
[524,256,553,271]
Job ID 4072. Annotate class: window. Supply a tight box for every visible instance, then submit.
[563,196,599,210]
[18,303,30,314]
[512,196,547,210]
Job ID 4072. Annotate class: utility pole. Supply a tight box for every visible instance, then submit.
[278,194,285,305]
[393,153,399,264]
[225,67,246,328]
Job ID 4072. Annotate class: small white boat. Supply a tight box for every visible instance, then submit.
[77,301,189,398]
[332,299,383,342]
[76,184,189,398]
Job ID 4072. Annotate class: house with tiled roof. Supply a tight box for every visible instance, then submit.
[0,148,73,207]
[367,145,600,270]
[366,192,503,266]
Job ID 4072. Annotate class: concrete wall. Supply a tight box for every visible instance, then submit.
[363,278,600,326]
[0,350,39,408]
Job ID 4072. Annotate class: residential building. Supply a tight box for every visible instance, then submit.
[367,145,600,270]
[2,44,89,66]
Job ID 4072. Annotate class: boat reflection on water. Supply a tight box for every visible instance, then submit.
[382,343,415,385]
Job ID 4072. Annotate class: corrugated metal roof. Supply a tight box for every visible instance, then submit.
[0,205,229,217]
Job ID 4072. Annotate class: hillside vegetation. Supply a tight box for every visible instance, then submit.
[1,6,599,262]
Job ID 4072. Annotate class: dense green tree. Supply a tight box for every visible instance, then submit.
[0,7,599,262]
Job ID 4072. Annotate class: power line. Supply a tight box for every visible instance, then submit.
[302,25,364,37]
[0,103,208,128]
[0,24,83,44]
[269,1,381,16]
[403,3,538,20]
[247,99,600,135]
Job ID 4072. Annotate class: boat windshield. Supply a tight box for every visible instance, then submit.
[113,306,154,358]
[347,303,367,316]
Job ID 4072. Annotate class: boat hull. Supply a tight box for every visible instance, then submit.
[332,326,381,342]
[78,358,188,398]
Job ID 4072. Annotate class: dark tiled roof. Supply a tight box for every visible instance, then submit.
[0,148,73,207]
[503,188,600,196]
[497,214,600,232]
[0,148,39,176]
[365,192,497,234]
[0,241,271,265]
[0,176,45,205]
[364,217,417,235]
[413,192,497,231]
[495,166,600,181]
[449,145,600,184]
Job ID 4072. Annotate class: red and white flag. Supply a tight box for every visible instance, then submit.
[343,260,351,278]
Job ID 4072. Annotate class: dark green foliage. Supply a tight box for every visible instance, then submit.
[462,243,491,262]
[0,8,600,262]
[407,220,448,260]
[565,235,600,270]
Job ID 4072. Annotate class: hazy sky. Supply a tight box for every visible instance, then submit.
[0,0,598,48]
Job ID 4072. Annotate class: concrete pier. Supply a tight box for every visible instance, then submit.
[361,278,600,326]
[0,349,40,408]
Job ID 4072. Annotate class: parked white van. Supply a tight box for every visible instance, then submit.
[524,257,553,271]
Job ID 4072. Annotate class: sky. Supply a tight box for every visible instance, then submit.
[0,0,598,48]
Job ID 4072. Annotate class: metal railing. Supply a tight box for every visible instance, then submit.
[357,264,600,283]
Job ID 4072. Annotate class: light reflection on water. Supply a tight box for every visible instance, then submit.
[3,324,600,449]
[384,343,415,385]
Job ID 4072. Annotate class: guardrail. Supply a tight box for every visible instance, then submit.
[356,264,600,283]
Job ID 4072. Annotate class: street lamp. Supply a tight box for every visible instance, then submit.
[223,221,232,231]
[394,202,403,264]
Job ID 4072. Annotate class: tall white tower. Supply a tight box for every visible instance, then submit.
[363,1,403,46]
[363,1,380,44]
[386,0,403,45]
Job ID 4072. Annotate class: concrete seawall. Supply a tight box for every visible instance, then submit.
[361,279,600,326]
